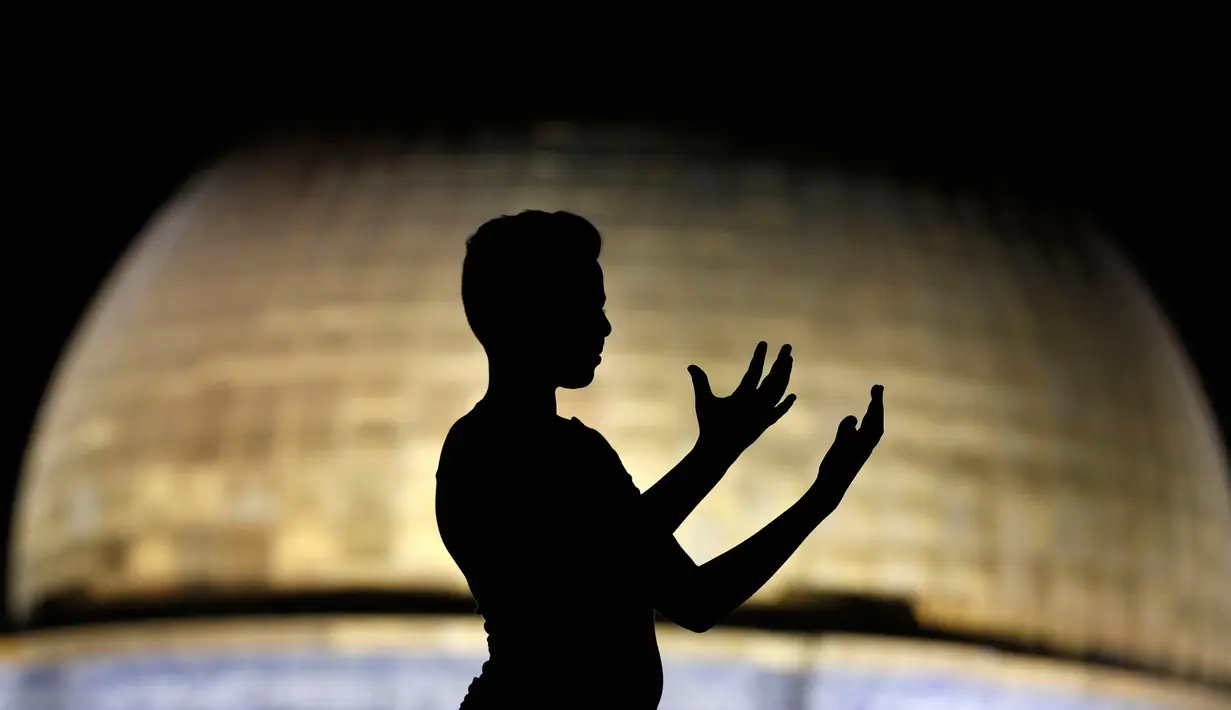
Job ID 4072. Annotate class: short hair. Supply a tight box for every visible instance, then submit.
[461,210,603,349]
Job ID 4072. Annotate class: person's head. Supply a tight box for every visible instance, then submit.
[462,210,612,389]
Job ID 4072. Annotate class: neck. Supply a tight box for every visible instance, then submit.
[482,358,558,420]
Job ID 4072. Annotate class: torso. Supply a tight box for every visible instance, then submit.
[435,404,663,709]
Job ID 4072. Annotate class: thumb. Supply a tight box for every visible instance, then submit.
[819,415,861,476]
[687,365,714,401]
[835,415,859,442]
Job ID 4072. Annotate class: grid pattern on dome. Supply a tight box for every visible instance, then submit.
[14,136,1231,681]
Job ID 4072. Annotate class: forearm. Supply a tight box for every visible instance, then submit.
[694,483,835,625]
[640,440,737,535]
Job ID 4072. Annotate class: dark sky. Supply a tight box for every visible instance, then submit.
[2,19,1225,616]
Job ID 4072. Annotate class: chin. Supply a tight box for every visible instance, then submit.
[558,366,598,390]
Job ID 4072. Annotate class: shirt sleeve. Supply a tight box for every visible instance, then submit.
[575,422,644,502]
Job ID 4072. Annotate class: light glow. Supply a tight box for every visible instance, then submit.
[11,130,1231,704]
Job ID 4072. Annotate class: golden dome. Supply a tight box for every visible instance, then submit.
[13,128,1231,683]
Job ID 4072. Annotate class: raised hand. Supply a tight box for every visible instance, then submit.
[688,341,797,462]
[810,385,884,514]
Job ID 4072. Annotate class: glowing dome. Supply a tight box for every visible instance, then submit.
[12,126,1231,691]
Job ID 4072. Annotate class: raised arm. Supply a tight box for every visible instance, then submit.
[639,342,796,536]
[653,386,884,633]
[638,441,737,537]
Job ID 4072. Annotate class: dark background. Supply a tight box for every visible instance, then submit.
[2,18,1225,631]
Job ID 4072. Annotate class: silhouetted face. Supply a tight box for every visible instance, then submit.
[525,259,612,390]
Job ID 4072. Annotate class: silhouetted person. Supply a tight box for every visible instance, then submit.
[435,211,884,709]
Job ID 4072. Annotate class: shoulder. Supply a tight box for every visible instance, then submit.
[569,417,618,457]
[439,412,478,461]
[437,408,545,495]
[437,410,499,483]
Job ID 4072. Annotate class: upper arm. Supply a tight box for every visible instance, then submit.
[650,531,711,633]
[581,428,713,632]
